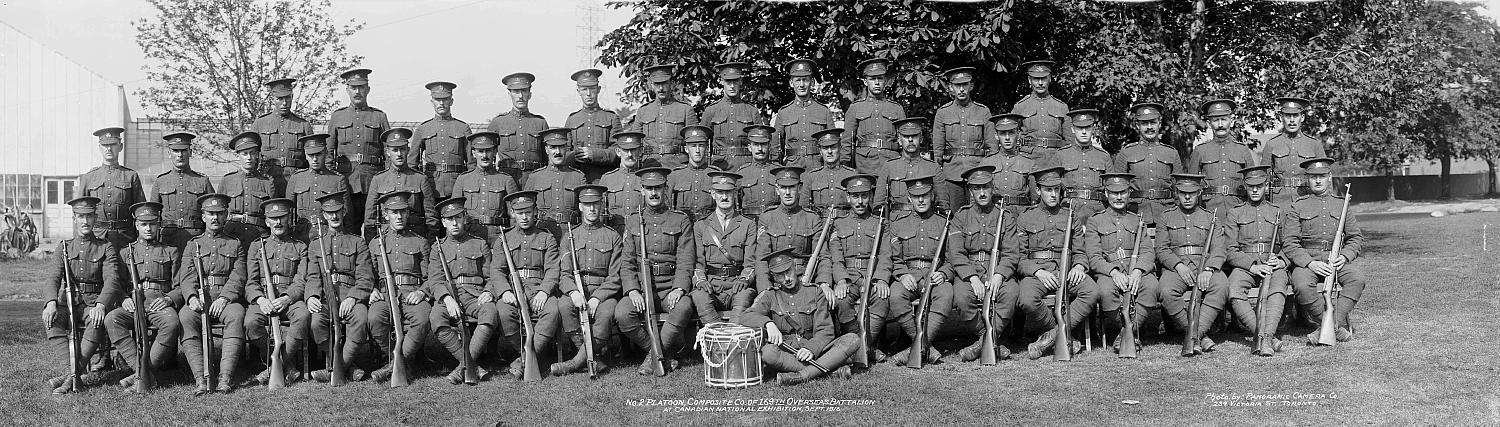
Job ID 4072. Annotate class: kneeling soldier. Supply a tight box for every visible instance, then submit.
[1085,173,1157,352]
[104,202,183,391]
[743,248,858,385]
[178,194,248,395]
[554,185,628,376]
[43,197,122,393]
[245,198,311,386]
[366,191,433,383]
[1223,166,1290,355]
[306,191,374,382]
[429,197,499,383]
[1018,166,1095,360]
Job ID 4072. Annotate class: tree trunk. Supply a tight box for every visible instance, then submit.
[1486,158,1498,197]
[1439,155,1452,199]
[1385,168,1396,201]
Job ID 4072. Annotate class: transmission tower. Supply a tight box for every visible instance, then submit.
[576,0,603,68]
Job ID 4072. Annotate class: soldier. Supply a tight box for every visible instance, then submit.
[946,166,1021,362]
[669,125,721,222]
[1263,97,1327,205]
[614,167,697,373]
[801,128,856,209]
[775,58,832,170]
[427,197,499,384]
[526,128,589,234]
[825,174,891,360]
[103,202,182,391]
[1053,109,1112,218]
[933,66,996,209]
[151,132,214,241]
[221,131,279,245]
[288,133,351,241]
[253,78,314,182]
[176,193,248,395]
[365,128,440,237]
[1112,102,1181,228]
[754,166,830,294]
[1084,173,1157,352]
[689,172,757,325]
[1016,166,1094,360]
[877,118,942,210]
[1221,166,1289,355]
[702,62,763,169]
[453,132,521,240]
[243,198,311,386]
[981,113,1035,215]
[1008,60,1071,159]
[566,68,623,182]
[879,173,951,365]
[599,132,657,228]
[305,191,374,383]
[489,191,562,377]
[1154,173,1229,355]
[553,185,629,376]
[41,197,122,394]
[413,81,472,198]
[80,127,146,248]
[366,191,433,384]
[628,64,699,169]
[733,125,782,219]
[488,73,548,177]
[1188,99,1255,213]
[742,248,860,385]
[1283,157,1365,344]
[844,58,906,174]
[328,68,390,233]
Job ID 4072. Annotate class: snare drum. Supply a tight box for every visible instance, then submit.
[695,322,763,389]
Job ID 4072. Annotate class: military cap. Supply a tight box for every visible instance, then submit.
[163,132,196,150]
[770,166,805,187]
[436,197,467,218]
[382,128,413,147]
[761,247,805,274]
[715,62,749,80]
[960,165,997,186]
[1020,60,1055,78]
[67,196,100,215]
[989,113,1025,132]
[636,167,671,187]
[571,68,603,87]
[231,131,261,152]
[260,198,294,218]
[904,172,937,196]
[130,201,163,221]
[744,124,775,144]
[613,131,645,150]
[1171,173,1206,193]
[299,133,331,154]
[505,190,538,211]
[266,78,296,97]
[812,128,844,147]
[340,68,371,86]
[468,131,500,150]
[540,127,572,146]
[1067,109,1100,128]
[1130,102,1165,121]
[1101,172,1135,193]
[707,171,742,192]
[575,185,607,203]
[1031,166,1065,188]
[425,81,457,99]
[1300,157,1335,175]
[1199,99,1236,118]
[1239,165,1272,186]
[858,58,891,77]
[503,72,535,90]
[1276,96,1311,114]
[94,127,125,146]
[197,193,230,212]
[378,191,411,211]
[841,174,877,194]
[784,58,818,77]
[680,125,712,144]
[943,66,976,84]
[644,64,676,83]
[895,117,926,136]
[317,191,346,212]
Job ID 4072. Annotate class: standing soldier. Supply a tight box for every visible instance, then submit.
[1113,102,1181,228]
[103,202,182,391]
[1016,166,1095,360]
[628,64,699,169]
[305,191,374,383]
[733,125,782,220]
[1221,166,1289,355]
[81,127,146,248]
[221,132,279,245]
[428,197,499,384]
[287,134,350,241]
[825,175,891,358]
[490,191,562,377]
[526,128,589,234]
[566,69,623,182]
[413,81,472,199]
[933,66,996,209]
[690,172,757,325]
[1188,99,1255,213]
[598,132,656,228]
[844,58,906,174]
[452,132,520,240]
[553,185,629,376]
[877,118,942,210]
[614,167,697,373]
[488,73,548,177]
[801,128,856,209]
[1154,173,1229,355]
[775,58,832,170]
[176,194,248,395]
[669,126,722,222]
[880,173,951,365]
[152,132,214,242]
[1055,109,1112,218]
[1262,97,1326,205]
[946,166,1021,362]
[1284,157,1365,343]
[1008,60,1071,159]
[328,68,390,233]
[1084,173,1157,352]
[244,198,311,386]
[253,78,314,183]
[42,197,121,394]
[366,192,434,383]
[753,167,830,295]
[982,113,1036,215]
[366,128,440,237]
[702,62,762,169]
[741,248,860,385]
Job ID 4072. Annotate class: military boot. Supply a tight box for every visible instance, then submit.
[1195,306,1221,353]
[778,335,859,386]
[1026,329,1057,360]
[217,338,242,394]
[622,328,665,376]
[183,338,211,396]
[550,333,588,376]
[1254,293,1286,356]
[891,314,920,366]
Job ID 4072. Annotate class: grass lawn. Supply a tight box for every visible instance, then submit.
[0,212,1496,425]
[0,258,49,300]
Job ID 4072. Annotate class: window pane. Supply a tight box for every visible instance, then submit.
[47,181,58,205]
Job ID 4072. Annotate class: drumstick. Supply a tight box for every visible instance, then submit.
[776,342,828,373]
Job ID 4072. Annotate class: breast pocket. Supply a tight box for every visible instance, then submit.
[455,250,484,276]
[392,245,423,273]
[331,245,359,272]
[211,244,238,273]
[648,229,681,255]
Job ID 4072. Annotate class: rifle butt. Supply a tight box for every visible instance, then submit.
[1315,286,1338,346]
[1119,294,1138,359]
[1053,287,1070,361]
[979,295,997,365]
[1182,288,1201,356]
[329,314,347,386]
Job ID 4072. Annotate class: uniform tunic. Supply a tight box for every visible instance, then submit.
[775,99,832,169]
[252,112,314,170]
[733,160,780,217]
[328,105,391,194]
[80,164,146,243]
[842,98,904,174]
[364,167,439,235]
[1052,143,1112,216]
[1009,94,1071,156]
[453,167,520,238]
[487,110,548,172]
[1154,206,1229,314]
[1223,200,1289,301]
[565,106,623,180]
[1084,209,1158,312]
[801,165,856,209]
[1187,137,1256,211]
[413,115,473,197]
[490,226,561,341]
[691,212,757,319]
[559,222,629,338]
[667,163,720,222]
[151,168,214,234]
[1283,193,1365,308]
[288,167,350,238]
[103,238,183,368]
[367,229,434,357]
[1015,205,1095,328]
[524,165,588,226]
[701,98,762,168]
[305,227,374,346]
[875,156,942,210]
[45,236,119,342]
[244,235,310,343]
[1261,133,1325,203]
[177,230,248,340]
[826,210,891,327]
[628,99,698,169]
[1112,141,1181,225]
[981,150,1036,213]
[877,211,954,322]
[946,205,1020,324]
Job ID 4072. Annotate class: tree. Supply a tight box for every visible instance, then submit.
[134,0,364,162]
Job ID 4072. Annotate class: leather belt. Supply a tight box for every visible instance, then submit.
[452,276,485,286]
[1105,249,1136,263]
[648,262,676,277]
[905,259,932,269]
[844,257,870,270]
[140,279,172,293]
[197,275,229,290]
[425,162,467,173]
[1174,245,1206,256]
[718,146,752,156]
[229,213,265,227]
[97,219,132,230]
[1243,242,1277,253]
[266,275,293,287]
[262,158,308,169]
[329,272,356,287]
[469,215,507,226]
[514,268,543,280]
[947,147,986,156]
[345,153,385,166]
[857,134,898,150]
[643,141,684,155]
[163,218,205,229]
[999,195,1032,205]
[783,147,813,156]
[1135,189,1174,199]
[578,268,609,277]
[390,274,421,286]
[1029,251,1060,260]
[76,282,104,293]
[537,209,578,224]
[704,264,743,277]
[1300,238,1332,252]
[968,252,991,265]
[1274,176,1309,187]
[1203,185,1235,195]
[1028,135,1066,149]
[497,159,543,171]
[1065,189,1102,201]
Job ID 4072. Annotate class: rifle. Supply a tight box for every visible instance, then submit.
[1119,218,1146,359]
[313,224,347,386]
[854,202,890,369]
[635,210,668,376]
[1253,218,1282,352]
[1054,207,1075,362]
[192,245,214,391]
[59,242,82,392]
[802,205,836,307]
[1315,183,1353,346]
[125,249,155,393]
[979,209,1005,366]
[564,221,599,379]
[907,209,952,369]
[371,233,410,387]
[434,242,478,384]
[495,229,542,381]
[776,341,829,373]
[257,242,286,390]
[1182,210,1219,356]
